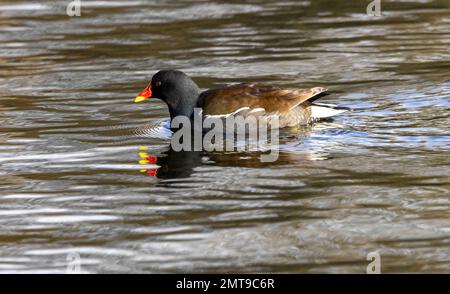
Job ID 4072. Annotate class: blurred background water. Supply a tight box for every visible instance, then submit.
[0,0,449,273]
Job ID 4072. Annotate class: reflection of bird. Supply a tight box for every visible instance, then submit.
[136,122,342,179]
[134,70,348,128]
[137,145,330,180]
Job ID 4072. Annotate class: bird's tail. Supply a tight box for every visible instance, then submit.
[310,102,350,119]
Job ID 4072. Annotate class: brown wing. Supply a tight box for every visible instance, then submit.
[198,83,328,115]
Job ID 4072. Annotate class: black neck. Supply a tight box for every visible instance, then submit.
[167,91,199,121]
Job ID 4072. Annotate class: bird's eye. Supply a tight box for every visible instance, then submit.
[154,81,162,87]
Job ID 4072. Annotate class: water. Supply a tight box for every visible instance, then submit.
[0,0,449,273]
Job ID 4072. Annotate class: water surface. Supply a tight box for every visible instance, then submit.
[0,0,449,273]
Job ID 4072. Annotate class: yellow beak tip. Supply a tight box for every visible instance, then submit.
[134,96,148,103]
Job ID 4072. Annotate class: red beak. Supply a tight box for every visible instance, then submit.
[134,83,152,103]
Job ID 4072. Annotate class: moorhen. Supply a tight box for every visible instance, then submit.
[134,70,348,128]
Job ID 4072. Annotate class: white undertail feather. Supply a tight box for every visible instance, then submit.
[310,103,349,119]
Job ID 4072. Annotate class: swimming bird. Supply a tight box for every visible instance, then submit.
[134,70,348,128]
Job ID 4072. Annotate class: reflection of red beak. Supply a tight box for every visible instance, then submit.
[146,169,158,177]
[134,83,152,103]
[138,151,159,177]
[138,154,157,164]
